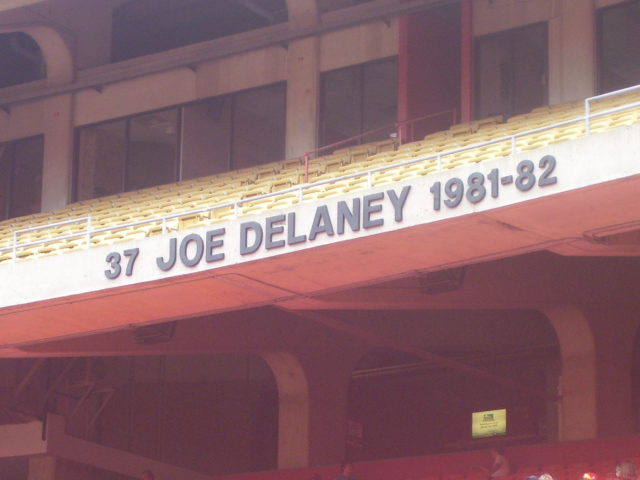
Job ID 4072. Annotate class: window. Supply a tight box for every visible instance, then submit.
[76,109,179,201]
[475,23,548,120]
[598,1,640,94]
[0,32,45,89]
[112,0,288,62]
[181,83,286,178]
[0,136,44,220]
[127,109,180,191]
[320,58,398,148]
[76,83,286,200]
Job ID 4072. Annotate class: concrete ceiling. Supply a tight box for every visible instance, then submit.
[0,0,47,12]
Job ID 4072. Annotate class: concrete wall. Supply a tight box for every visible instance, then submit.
[0,0,620,213]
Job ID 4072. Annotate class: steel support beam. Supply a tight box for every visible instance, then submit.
[281,307,559,402]
[0,0,457,108]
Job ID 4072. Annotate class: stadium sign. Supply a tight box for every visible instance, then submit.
[3,124,640,311]
[103,156,557,280]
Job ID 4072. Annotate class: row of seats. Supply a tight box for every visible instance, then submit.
[414,457,631,480]
[1,88,639,264]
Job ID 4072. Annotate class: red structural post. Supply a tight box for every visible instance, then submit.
[397,15,410,144]
[460,0,473,122]
[304,153,310,183]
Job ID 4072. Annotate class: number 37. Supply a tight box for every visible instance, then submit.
[104,248,139,279]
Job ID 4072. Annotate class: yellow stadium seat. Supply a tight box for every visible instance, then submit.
[441,151,476,170]
[239,195,276,215]
[14,247,37,261]
[517,131,556,151]
[372,165,408,186]
[0,252,12,264]
[608,109,640,128]
[554,124,585,142]
[203,206,232,222]
[270,192,300,210]
[409,159,439,176]
[367,138,396,154]
[340,176,369,193]
[473,114,504,131]
[300,184,326,200]
[4,90,639,264]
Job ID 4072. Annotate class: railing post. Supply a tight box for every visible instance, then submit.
[511,136,517,155]
[304,153,310,183]
[85,217,92,249]
[585,98,591,135]
[437,154,442,171]
[367,170,373,188]
[12,231,17,263]
[162,218,167,234]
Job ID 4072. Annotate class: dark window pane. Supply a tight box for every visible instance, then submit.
[475,33,510,119]
[511,24,548,115]
[127,109,179,191]
[112,0,287,62]
[362,59,398,141]
[76,85,285,199]
[0,33,45,89]
[9,136,43,218]
[77,119,127,200]
[320,66,361,148]
[475,23,548,119]
[181,97,233,180]
[232,84,286,169]
[320,58,398,148]
[598,2,640,93]
[0,143,12,220]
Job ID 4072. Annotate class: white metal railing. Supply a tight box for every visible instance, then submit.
[585,84,640,135]
[1,84,639,263]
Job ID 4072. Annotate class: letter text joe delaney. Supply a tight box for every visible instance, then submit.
[105,186,411,279]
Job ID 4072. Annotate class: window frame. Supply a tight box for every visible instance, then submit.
[596,0,640,95]
[319,56,398,149]
[73,81,287,201]
[73,106,182,202]
[474,21,549,120]
[0,134,44,221]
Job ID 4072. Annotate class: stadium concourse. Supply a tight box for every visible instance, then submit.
[0,0,640,479]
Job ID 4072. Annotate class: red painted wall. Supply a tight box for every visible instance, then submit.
[398,5,461,141]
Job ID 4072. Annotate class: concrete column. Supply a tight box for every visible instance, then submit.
[285,37,320,159]
[589,305,638,437]
[28,456,57,480]
[41,94,74,212]
[284,0,319,159]
[262,351,311,468]
[263,343,364,468]
[548,0,596,104]
[543,304,597,441]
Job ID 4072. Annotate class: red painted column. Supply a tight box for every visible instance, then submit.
[397,15,410,144]
[396,6,462,142]
[460,0,474,122]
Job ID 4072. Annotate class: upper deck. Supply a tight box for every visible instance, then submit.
[0,86,638,348]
